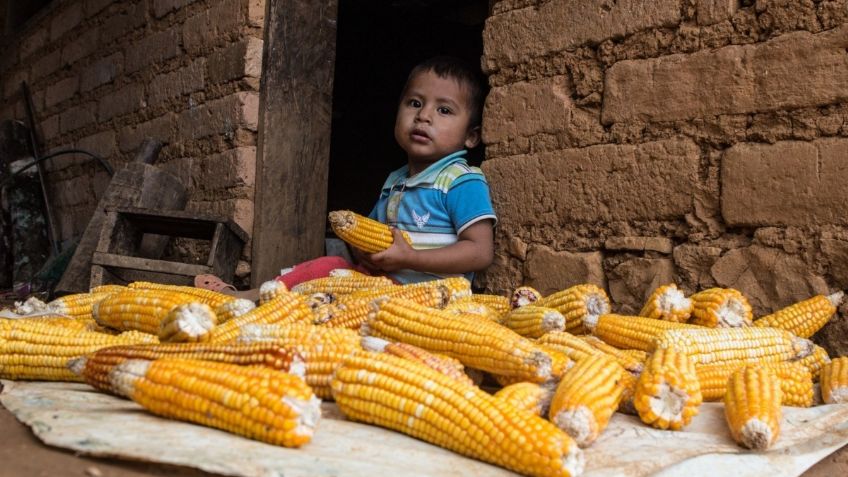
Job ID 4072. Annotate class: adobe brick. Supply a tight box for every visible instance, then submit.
[148,59,206,106]
[126,27,182,73]
[523,246,605,296]
[20,28,48,60]
[76,130,117,159]
[85,0,116,16]
[46,76,79,108]
[101,1,149,45]
[31,49,61,82]
[177,92,259,140]
[62,27,100,66]
[603,24,848,124]
[189,198,254,238]
[182,0,243,55]
[2,69,29,100]
[97,83,145,121]
[605,236,674,254]
[207,38,263,85]
[41,115,61,141]
[60,103,97,134]
[482,139,700,224]
[193,147,257,190]
[50,2,83,42]
[117,114,175,153]
[80,53,123,92]
[153,0,199,18]
[483,0,681,70]
[721,138,848,227]
[696,0,738,26]
[247,0,264,27]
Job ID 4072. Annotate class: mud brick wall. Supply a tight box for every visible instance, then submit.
[0,0,264,273]
[480,0,848,355]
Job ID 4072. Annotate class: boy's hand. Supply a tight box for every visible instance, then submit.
[368,228,416,272]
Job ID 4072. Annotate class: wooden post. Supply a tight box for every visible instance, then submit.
[251,0,339,287]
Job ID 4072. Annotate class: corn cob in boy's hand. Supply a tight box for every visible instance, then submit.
[329,210,412,253]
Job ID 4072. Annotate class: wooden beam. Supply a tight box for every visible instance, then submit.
[251,0,339,287]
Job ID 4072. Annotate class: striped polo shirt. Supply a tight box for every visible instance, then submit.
[369,150,497,284]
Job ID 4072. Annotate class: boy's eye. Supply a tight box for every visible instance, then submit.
[408,99,421,108]
[437,106,452,115]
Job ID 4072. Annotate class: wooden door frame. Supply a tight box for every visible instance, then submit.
[252,0,339,286]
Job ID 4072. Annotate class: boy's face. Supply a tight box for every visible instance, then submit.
[394,70,480,172]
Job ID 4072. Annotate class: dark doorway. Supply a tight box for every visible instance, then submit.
[327,0,489,218]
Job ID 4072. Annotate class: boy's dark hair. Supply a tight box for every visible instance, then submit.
[405,56,485,130]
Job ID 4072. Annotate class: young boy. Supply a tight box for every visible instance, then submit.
[196,56,496,295]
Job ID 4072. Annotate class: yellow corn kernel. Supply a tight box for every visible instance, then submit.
[753,292,843,339]
[361,336,474,386]
[586,313,697,351]
[328,210,412,253]
[126,281,233,308]
[538,284,610,335]
[493,381,556,417]
[724,366,781,450]
[92,289,204,334]
[331,351,585,477]
[347,284,450,309]
[538,330,603,363]
[639,284,693,323]
[634,349,702,430]
[501,305,566,339]
[792,344,830,381]
[578,335,646,375]
[208,292,312,343]
[259,280,289,305]
[654,327,814,366]
[291,275,395,296]
[109,358,320,447]
[697,361,813,407]
[416,276,472,302]
[47,291,114,318]
[511,286,543,309]
[549,354,627,446]
[469,293,511,316]
[821,356,848,404]
[689,288,753,328]
[213,298,255,324]
[157,302,217,343]
[443,300,502,322]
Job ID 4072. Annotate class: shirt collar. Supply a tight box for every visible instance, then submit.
[383,150,468,191]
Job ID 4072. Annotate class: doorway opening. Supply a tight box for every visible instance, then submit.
[327,0,490,218]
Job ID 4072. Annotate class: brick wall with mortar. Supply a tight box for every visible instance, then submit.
[0,0,265,277]
[480,0,848,355]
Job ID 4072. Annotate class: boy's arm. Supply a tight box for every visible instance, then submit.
[367,219,495,274]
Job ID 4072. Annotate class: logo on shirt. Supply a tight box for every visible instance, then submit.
[412,210,430,229]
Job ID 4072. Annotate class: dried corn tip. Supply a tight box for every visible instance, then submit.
[110,358,320,447]
[361,336,473,386]
[724,366,781,450]
[469,293,511,316]
[11,297,50,315]
[578,336,645,375]
[329,210,412,253]
[363,298,553,382]
[634,349,702,430]
[126,282,232,308]
[311,303,343,325]
[157,302,217,343]
[47,291,114,318]
[537,331,603,363]
[291,275,394,296]
[639,284,693,323]
[501,305,566,339]
[655,327,814,366]
[821,356,848,404]
[793,344,830,381]
[587,314,696,351]
[259,280,288,305]
[697,361,813,407]
[208,292,313,343]
[305,292,335,309]
[493,381,556,417]
[511,286,543,309]
[331,351,585,477]
[753,292,843,339]
[413,276,472,302]
[549,354,627,446]
[540,284,611,335]
[213,298,255,324]
[541,345,576,380]
[689,288,753,328]
[443,300,501,321]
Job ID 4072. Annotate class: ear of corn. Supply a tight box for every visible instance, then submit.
[548,354,627,447]
[724,366,782,450]
[577,336,646,375]
[793,344,831,381]
[689,288,753,328]
[753,292,843,339]
[47,291,116,318]
[468,293,511,316]
[585,314,696,351]
[501,305,566,339]
[416,277,472,302]
[328,210,412,253]
[92,289,205,334]
[639,284,693,323]
[157,302,218,343]
[361,336,474,386]
[208,293,313,343]
[634,349,702,430]
[443,300,502,322]
[347,284,451,309]
[291,275,395,296]
[126,282,233,308]
[331,351,585,477]
[654,327,814,366]
[362,298,553,382]
[538,284,610,335]
[109,358,320,447]
[538,331,604,363]
[511,286,543,309]
[821,356,848,404]
[617,371,639,415]
[696,361,813,407]
[213,298,256,324]
[259,280,289,304]
[493,381,556,417]
[329,268,370,277]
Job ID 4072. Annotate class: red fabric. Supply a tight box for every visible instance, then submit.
[274,256,372,289]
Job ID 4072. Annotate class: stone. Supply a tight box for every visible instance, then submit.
[696,0,738,26]
[721,138,848,227]
[821,238,848,289]
[607,258,674,315]
[605,236,673,254]
[673,244,723,291]
[522,245,605,296]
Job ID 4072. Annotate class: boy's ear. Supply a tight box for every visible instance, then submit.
[464,126,481,149]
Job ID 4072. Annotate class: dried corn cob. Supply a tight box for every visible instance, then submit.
[511,286,543,309]
[538,284,610,335]
[347,284,450,309]
[127,281,233,308]
[469,293,511,316]
[363,298,553,382]
[639,284,693,323]
[578,336,646,374]
[634,349,702,430]
[501,305,566,339]
[753,292,843,338]
[443,300,502,322]
[90,285,127,294]
[213,298,255,324]
[108,358,320,447]
[493,381,556,417]
[689,288,753,328]
[291,275,394,296]
[157,303,217,343]
[329,210,412,253]
[259,280,289,304]
[724,366,781,450]
[361,336,474,386]
[413,277,472,302]
[697,361,813,407]
[47,291,115,318]
[329,268,369,277]
[331,351,585,477]
[311,303,343,325]
[92,289,203,334]
[654,327,814,366]
[538,331,604,363]
[208,292,312,343]
[549,355,627,446]
[821,357,848,404]
[793,344,830,381]
[0,319,157,381]
[70,342,304,396]
[585,313,697,351]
